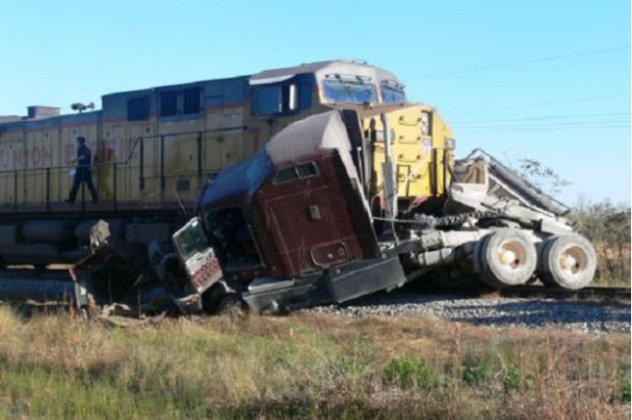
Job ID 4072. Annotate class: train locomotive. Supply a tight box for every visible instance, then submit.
[0,60,597,313]
[0,60,449,267]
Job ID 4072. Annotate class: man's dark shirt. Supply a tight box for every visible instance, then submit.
[77,144,91,167]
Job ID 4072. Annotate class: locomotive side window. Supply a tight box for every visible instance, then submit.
[252,81,311,116]
[159,86,202,118]
[281,84,297,112]
[183,87,201,114]
[252,85,282,115]
[160,91,178,117]
[127,96,151,121]
[298,81,312,109]
[381,84,406,104]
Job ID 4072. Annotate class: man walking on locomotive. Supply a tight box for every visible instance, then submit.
[66,136,98,204]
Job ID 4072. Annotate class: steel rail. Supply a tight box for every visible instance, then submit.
[495,285,631,301]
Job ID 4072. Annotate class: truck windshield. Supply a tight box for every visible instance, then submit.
[382,85,406,103]
[175,219,210,259]
[322,79,377,104]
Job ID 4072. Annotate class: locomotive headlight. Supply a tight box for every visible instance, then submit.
[422,138,432,155]
[420,112,430,135]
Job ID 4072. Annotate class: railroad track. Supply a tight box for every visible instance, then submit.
[404,281,631,302]
[493,285,631,301]
[0,269,73,301]
[0,268,627,305]
[0,268,71,280]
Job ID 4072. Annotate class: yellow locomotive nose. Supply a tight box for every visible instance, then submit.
[362,104,455,211]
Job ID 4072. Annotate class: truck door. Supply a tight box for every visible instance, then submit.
[257,154,377,278]
[173,217,223,293]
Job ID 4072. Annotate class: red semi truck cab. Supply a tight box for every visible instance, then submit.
[170,111,405,312]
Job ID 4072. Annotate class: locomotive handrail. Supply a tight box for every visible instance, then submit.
[0,125,246,174]
[0,137,143,212]
[0,125,248,211]
[131,125,246,141]
[0,136,141,174]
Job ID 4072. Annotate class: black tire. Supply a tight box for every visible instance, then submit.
[537,239,558,288]
[216,294,248,318]
[538,234,597,290]
[475,229,537,288]
[473,234,490,279]
[201,285,227,314]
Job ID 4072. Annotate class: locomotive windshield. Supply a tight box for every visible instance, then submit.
[322,78,378,105]
[381,84,407,103]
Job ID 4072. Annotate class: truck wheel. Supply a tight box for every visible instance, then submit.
[475,229,537,288]
[216,294,248,318]
[538,234,596,290]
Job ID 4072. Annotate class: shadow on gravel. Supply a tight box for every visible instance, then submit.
[338,294,457,308]
[450,300,631,328]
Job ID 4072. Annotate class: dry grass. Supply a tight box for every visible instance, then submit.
[0,308,628,419]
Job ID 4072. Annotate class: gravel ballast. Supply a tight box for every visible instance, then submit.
[309,293,631,335]
[0,272,628,335]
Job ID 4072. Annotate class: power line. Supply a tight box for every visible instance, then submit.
[409,46,629,80]
[449,93,630,115]
[457,122,630,133]
[457,119,629,129]
[418,56,622,83]
[453,112,629,124]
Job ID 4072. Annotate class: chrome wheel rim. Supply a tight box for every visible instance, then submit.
[558,245,588,276]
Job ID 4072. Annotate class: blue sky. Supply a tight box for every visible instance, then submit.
[0,0,629,204]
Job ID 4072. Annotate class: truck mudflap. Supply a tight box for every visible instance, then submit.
[324,250,406,303]
[238,251,407,313]
[242,277,321,313]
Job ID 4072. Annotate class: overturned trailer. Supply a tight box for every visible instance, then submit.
[71,110,597,315]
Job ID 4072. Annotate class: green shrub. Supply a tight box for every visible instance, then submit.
[620,377,631,403]
[501,364,521,391]
[499,364,534,391]
[462,364,494,387]
[384,356,441,390]
[572,200,631,285]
